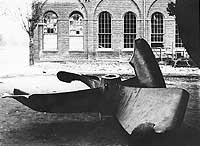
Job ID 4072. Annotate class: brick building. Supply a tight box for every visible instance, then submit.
[33,0,187,62]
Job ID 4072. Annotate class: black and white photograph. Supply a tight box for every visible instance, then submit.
[0,0,199,145]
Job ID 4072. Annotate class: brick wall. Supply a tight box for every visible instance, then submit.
[34,0,181,62]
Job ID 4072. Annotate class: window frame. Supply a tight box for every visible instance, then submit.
[43,11,58,51]
[69,11,84,51]
[98,11,112,50]
[123,11,137,49]
[43,11,58,35]
[175,23,184,48]
[151,12,164,48]
[69,11,84,37]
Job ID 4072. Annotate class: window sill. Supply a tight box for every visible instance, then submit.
[174,47,185,51]
[42,50,58,53]
[96,48,113,52]
[122,48,134,52]
[43,33,58,35]
[69,49,84,52]
[69,35,84,37]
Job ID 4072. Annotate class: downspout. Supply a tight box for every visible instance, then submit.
[78,0,89,59]
[143,0,146,38]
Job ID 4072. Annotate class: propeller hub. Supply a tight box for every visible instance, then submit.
[100,74,121,113]
[101,74,121,89]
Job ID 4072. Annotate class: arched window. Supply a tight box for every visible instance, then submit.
[43,11,58,34]
[124,12,136,48]
[98,12,111,49]
[175,23,183,47]
[69,11,83,35]
[151,12,164,48]
[43,11,58,51]
[69,11,84,51]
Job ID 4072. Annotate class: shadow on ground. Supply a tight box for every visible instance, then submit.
[1,115,128,146]
[128,123,200,146]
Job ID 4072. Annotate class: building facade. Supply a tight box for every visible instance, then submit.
[33,0,187,62]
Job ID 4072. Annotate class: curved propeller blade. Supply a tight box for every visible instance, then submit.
[5,88,104,113]
[115,86,189,134]
[129,38,166,88]
[57,71,101,88]
[5,85,189,134]
[176,0,200,68]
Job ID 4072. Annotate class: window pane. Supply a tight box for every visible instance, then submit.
[124,12,136,48]
[98,12,111,48]
[175,24,184,47]
[43,12,57,34]
[151,12,163,47]
[69,13,83,36]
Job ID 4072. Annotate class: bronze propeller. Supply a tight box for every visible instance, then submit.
[2,38,189,135]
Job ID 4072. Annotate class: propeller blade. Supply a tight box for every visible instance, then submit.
[14,88,29,95]
[57,71,101,88]
[115,86,189,134]
[82,74,100,81]
[4,88,104,113]
[2,75,189,135]
[120,76,140,87]
[2,93,29,99]
[57,39,166,88]
[129,38,166,88]
[176,0,200,68]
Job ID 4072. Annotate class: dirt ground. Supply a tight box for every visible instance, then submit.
[0,74,129,146]
[0,99,130,146]
[0,98,129,146]
[0,74,200,146]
